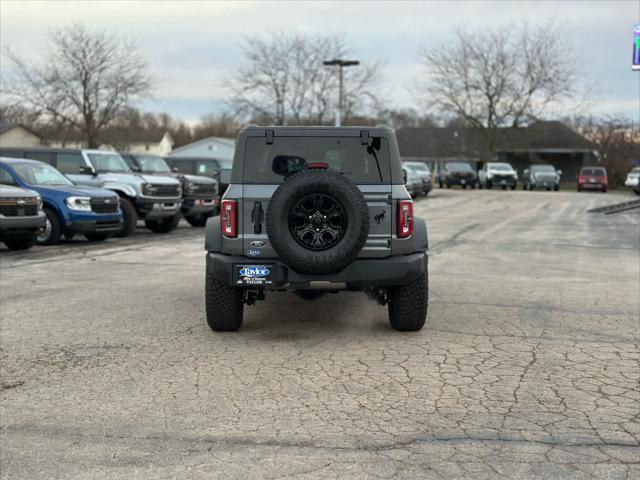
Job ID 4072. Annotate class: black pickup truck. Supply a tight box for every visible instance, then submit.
[164,156,232,203]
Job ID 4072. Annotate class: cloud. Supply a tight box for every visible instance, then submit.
[1,0,637,120]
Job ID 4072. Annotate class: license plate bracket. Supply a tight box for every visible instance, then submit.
[234,264,275,286]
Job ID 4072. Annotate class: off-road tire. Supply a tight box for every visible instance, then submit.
[205,265,243,331]
[85,233,110,242]
[37,208,61,245]
[511,185,516,190]
[486,181,492,189]
[115,197,138,237]
[388,267,428,332]
[3,233,37,251]
[294,290,327,301]
[145,213,180,233]
[266,169,369,274]
[185,213,209,227]
[554,185,560,191]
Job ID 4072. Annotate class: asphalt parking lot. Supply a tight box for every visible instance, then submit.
[1,189,638,479]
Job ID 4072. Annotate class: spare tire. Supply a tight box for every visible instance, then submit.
[266,169,369,274]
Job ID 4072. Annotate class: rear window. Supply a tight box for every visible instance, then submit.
[243,136,389,184]
[581,168,606,176]
[56,152,85,174]
[165,159,194,174]
[405,162,428,173]
[195,160,221,176]
[447,162,473,172]
[531,165,556,173]
[25,151,54,164]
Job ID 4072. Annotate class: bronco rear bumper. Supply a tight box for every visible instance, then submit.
[207,252,428,289]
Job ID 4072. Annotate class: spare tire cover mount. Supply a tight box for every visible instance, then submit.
[266,169,369,274]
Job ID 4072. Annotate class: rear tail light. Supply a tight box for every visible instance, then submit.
[221,199,237,238]
[397,200,413,238]
[578,176,586,184]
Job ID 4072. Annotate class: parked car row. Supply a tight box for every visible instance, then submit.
[408,160,630,194]
[0,147,224,251]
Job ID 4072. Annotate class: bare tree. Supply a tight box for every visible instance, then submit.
[227,31,381,125]
[571,115,640,185]
[2,24,152,147]
[377,108,439,130]
[417,21,577,159]
[192,112,243,140]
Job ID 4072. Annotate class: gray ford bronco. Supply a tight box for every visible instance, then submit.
[204,126,429,331]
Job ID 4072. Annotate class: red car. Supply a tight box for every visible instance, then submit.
[577,167,608,193]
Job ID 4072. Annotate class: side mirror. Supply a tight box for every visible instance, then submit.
[557,170,562,176]
[78,165,96,176]
[402,168,408,184]
[524,169,529,175]
[172,166,179,173]
[131,166,141,173]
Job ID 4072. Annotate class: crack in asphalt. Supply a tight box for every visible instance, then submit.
[1,191,638,479]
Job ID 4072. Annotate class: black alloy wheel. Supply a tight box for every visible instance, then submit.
[289,193,346,251]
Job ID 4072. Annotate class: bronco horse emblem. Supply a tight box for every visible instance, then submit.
[374,210,386,224]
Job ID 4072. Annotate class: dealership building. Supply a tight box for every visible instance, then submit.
[397,121,599,181]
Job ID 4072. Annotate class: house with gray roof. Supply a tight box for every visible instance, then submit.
[167,136,235,162]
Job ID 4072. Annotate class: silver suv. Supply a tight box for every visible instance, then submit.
[204,126,429,332]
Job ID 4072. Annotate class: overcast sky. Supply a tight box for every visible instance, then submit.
[1,0,638,124]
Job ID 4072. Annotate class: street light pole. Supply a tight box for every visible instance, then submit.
[323,59,359,127]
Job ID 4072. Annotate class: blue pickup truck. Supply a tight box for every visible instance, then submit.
[0,158,122,245]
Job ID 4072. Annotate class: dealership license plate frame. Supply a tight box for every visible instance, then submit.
[234,264,275,286]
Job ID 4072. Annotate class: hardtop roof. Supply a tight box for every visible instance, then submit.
[240,125,394,137]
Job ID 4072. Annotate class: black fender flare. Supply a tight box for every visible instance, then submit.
[412,217,428,253]
[204,216,222,252]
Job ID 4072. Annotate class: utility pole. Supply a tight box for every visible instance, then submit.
[323,59,359,127]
